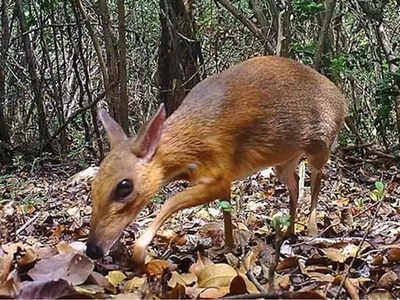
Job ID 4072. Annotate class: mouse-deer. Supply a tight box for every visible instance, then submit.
[86,56,347,269]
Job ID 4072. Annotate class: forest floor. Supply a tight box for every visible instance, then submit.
[1,148,400,299]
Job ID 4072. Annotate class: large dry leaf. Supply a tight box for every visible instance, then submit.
[28,252,93,285]
[17,279,76,299]
[197,263,236,288]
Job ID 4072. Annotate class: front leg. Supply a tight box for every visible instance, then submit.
[131,177,230,270]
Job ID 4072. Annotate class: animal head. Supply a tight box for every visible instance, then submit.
[86,105,166,259]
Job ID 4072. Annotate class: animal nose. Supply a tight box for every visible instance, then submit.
[86,242,104,259]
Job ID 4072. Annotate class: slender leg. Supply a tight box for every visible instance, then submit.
[131,177,230,271]
[307,166,323,236]
[306,149,329,236]
[275,156,300,235]
[222,192,234,249]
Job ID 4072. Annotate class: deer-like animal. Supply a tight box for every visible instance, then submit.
[86,56,347,269]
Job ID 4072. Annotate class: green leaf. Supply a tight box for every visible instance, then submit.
[219,200,231,211]
[375,181,384,193]
[369,191,378,202]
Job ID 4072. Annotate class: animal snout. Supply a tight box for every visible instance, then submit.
[86,241,104,259]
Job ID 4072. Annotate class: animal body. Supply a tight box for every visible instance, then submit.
[86,56,347,269]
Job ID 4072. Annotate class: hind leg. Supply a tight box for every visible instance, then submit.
[275,156,301,235]
[306,147,329,236]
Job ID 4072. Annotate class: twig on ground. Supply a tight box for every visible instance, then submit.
[246,269,266,293]
[353,200,381,218]
[16,212,40,235]
[291,221,340,248]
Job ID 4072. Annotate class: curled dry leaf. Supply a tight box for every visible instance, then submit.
[145,259,175,277]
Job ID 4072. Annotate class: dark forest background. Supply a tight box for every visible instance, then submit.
[1,0,400,170]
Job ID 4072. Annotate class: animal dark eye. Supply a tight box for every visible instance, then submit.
[115,179,134,200]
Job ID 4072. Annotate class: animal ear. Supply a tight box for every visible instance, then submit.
[132,104,166,161]
[98,108,127,149]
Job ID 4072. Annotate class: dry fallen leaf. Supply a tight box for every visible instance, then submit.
[16,247,38,267]
[189,252,213,277]
[276,256,298,271]
[145,259,173,276]
[367,289,394,300]
[324,248,346,263]
[229,275,247,295]
[277,274,291,290]
[166,282,186,299]
[377,271,398,288]
[124,277,146,292]
[28,252,94,286]
[106,271,126,288]
[387,248,400,263]
[168,272,196,288]
[74,284,105,298]
[197,263,236,288]
[18,279,76,299]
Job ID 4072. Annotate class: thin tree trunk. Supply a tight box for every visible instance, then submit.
[313,0,337,72]
[0,0,11,152]
[117,0,129,133]
[15,0,50,151]
[158,0,203,116]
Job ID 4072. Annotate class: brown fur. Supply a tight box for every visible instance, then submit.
[87,56,347,266]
